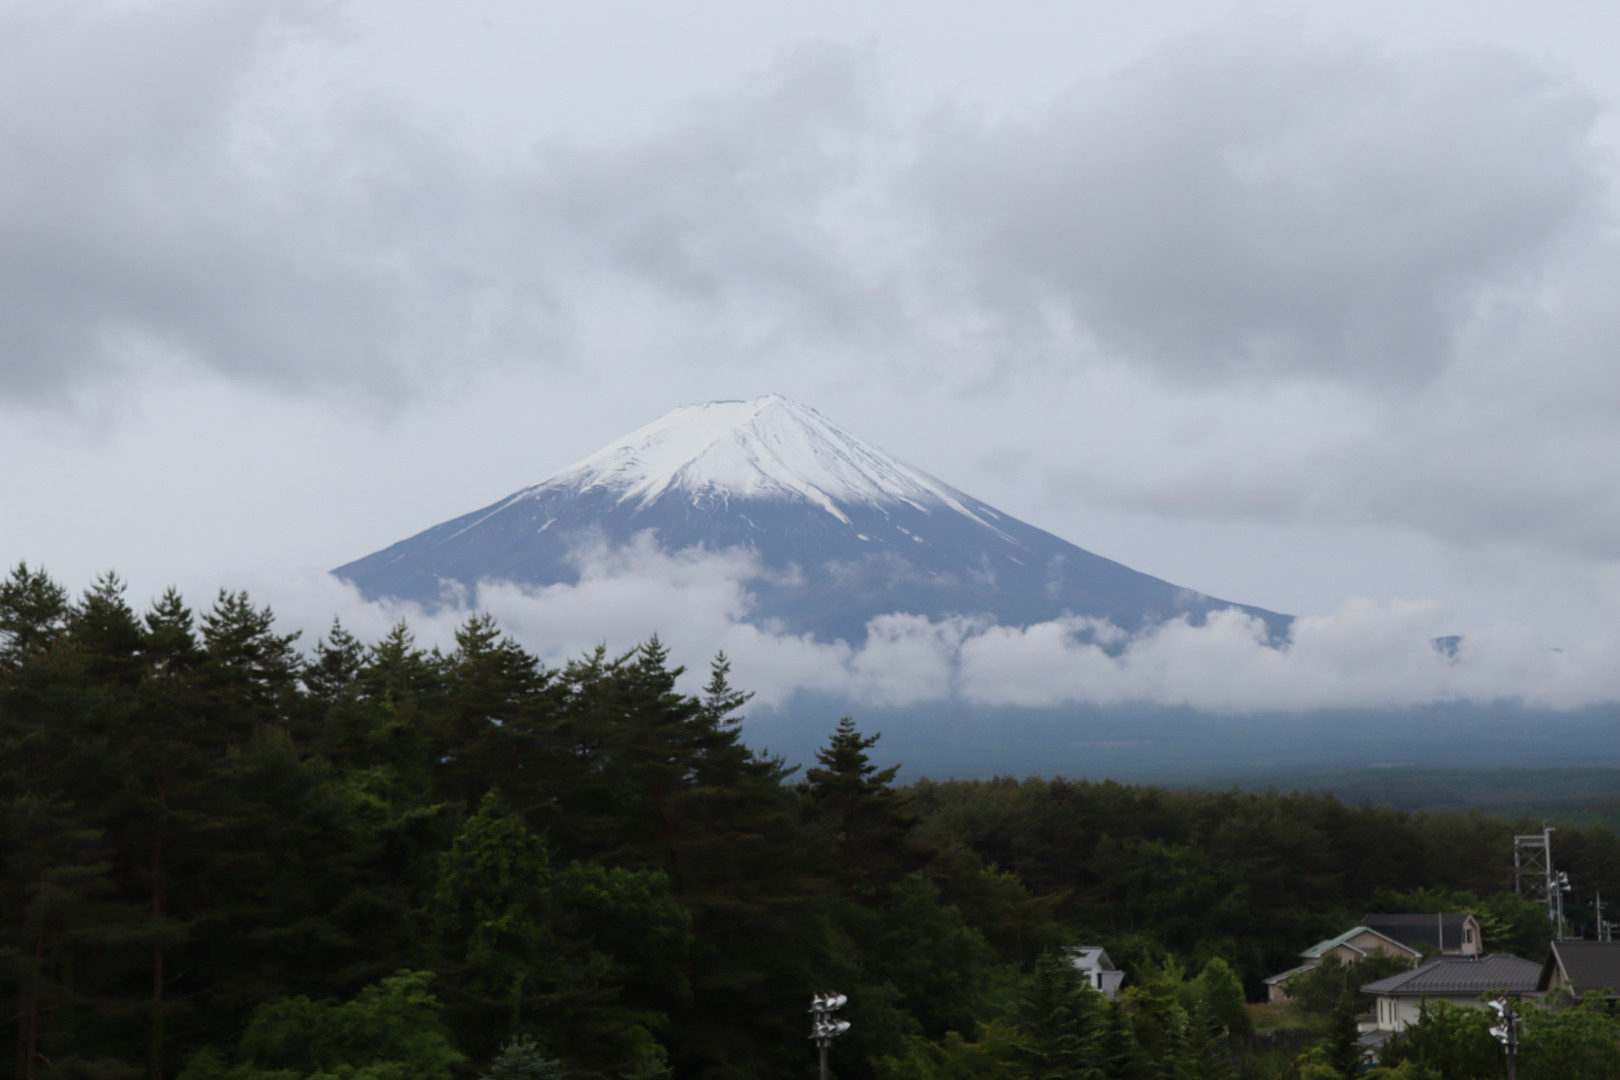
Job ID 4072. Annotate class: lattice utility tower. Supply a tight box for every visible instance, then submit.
[1515,826,1560,927]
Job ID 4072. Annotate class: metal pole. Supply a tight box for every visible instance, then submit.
[1491,998,1518,1080]
[810,991,848,1080]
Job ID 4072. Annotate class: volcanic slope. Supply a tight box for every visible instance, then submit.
[333,395,1289,643]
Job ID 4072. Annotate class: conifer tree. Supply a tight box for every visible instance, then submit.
[804,718,921,893]
[1,794,148,1080]
[1194,957,1251,1038]
[198,590,303,741]
[0,563,68,672]
[439,613,553,812]
[1012,951,1107,1080]
[303,618,365,706]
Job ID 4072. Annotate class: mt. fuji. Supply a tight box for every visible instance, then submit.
[334,395,1289,643]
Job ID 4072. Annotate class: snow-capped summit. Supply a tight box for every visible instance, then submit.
[334,396,1288,643]
[521,395,994,528]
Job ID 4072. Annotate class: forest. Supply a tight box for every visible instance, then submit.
[4,563,1620,1080]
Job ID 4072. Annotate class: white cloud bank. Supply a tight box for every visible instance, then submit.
[238,542,1620,715]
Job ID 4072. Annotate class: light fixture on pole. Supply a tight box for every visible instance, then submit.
[1488,997,1520,1080]
[810,992,850,1080]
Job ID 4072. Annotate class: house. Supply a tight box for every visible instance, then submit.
[1264,926,1421,1002]
[1362,913,1484,956]
[1539,940,1620,998]
[1361,954,1543,1034]
[1068,947,1125,999]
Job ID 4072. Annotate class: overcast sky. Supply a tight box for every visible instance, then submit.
[5,0,1620,713]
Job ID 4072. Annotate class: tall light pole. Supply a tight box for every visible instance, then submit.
[1489,997,1520,1080]
[810,992,850,1080]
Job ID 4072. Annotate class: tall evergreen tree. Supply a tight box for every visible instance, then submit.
[197,590,303,741]
[0,563,68,672]
[437,614,553,812]
[1012,951,1107,1080]
[804,718,922,894]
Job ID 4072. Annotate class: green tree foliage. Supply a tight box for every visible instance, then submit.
[1376,1001,1503,1080]
[1363,991,1620,1080]
[1518,991,1620,1080]
[1287,952,1414,1016]
[1194,958,1252,1038]
[876,1020,1024,1080]
[842,873,1001,1047]
[1297,997,1364,1080]
[481,1036,569,1080]
[176,970,463,1080]
[1010,951,1108,1079]
[16,566,1620,1080]
[803,718,921,893]
[431,791,558,1040]
[0,563,68,671]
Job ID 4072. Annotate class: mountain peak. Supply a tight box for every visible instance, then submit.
[533,394,986,525]
[334,395,1290,645]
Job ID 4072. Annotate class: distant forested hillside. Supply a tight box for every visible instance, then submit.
[1194,766,1620,827]
[3,564,1616,1080]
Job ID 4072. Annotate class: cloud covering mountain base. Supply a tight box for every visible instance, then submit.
[278,537,1620,715]
[228,537,1620,778]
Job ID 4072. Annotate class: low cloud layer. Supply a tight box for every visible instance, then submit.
[243,542,1620,715]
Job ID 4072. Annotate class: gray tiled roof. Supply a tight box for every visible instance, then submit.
[1362,955,1541,996]
[1363,913,1472,953]
[1545,941,1620,995]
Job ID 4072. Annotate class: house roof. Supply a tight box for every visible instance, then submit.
[1301,926,1417,960]
[1363,913,1475,952]
[1362,955,1542,997]
[1264,963,1313,987]
[1540,940,1620,996]
[1068,947,1116,973]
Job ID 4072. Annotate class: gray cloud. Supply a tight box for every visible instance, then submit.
[14,7,1601,411]
[911,15,1603,386]
[0,0,559,406]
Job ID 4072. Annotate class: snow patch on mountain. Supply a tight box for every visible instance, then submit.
[524,394,1004,532]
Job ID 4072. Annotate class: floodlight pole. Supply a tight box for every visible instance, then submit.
[1490,997,1519,1080]
[809,992,850,1080]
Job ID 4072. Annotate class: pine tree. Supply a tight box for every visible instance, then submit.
[303,618,365,705]
[0,563,68,672]
[482,1036,569,1080]
[1195,957,1251,1038]
[803,718,921,893]
[438,613,553,812]
[197,590,303,741]
[1,795,149,1080]
[1012,951,1108,1080]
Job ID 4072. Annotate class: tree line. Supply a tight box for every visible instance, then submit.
[2,563,1617,1079]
